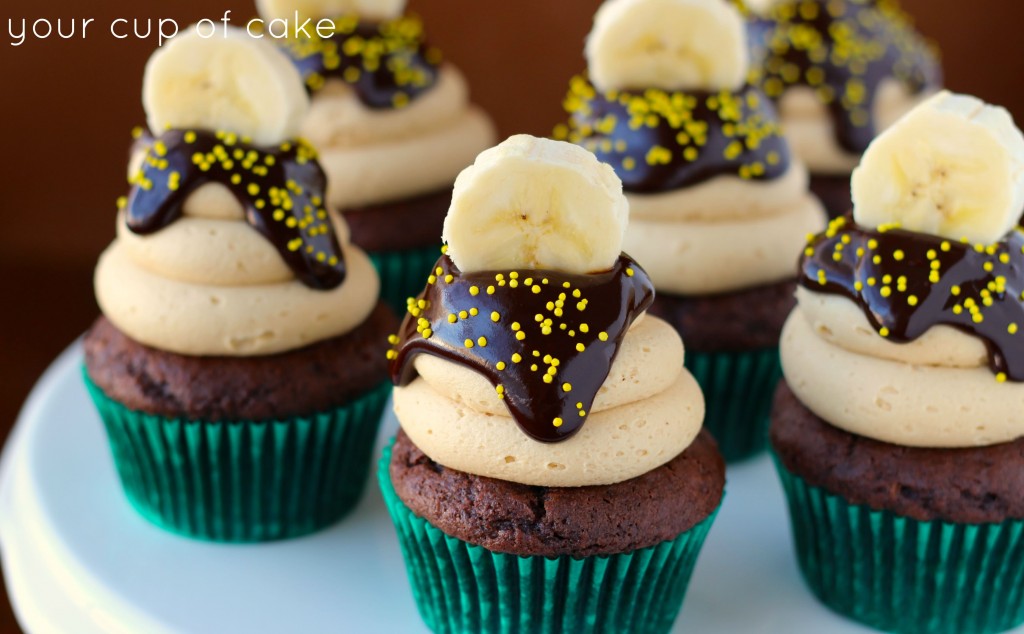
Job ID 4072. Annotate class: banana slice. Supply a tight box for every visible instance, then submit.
[585,0,749,93]
[442,135,629,275]
[143,25,309,146]
[255,0,406,22]
[852,91,1024,245]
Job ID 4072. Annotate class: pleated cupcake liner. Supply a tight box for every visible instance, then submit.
[684,346,781,463]
[368,244,444,316]
[774,456,1024,634]
[84,369,391,543]
[379,442,719,634]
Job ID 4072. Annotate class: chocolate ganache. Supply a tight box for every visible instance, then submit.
[743,0,941,155]
[279,15,441,110]
[557,76,791,193]
[800,216,1024,381]
[389,254,655,442]
[125,129,346,290]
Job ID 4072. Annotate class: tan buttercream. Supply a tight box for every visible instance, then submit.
[318,107,495,209]
[627,162,810,222]
[796,288,988,369]
[781,308,1024,447]
[394,370,704,487]
[96,239,379,356]
[623,194,825,295]
[780,79,937,175]
[413,315,683,417]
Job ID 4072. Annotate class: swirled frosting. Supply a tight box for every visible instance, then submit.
[559,73,826,296]
[782,217,1024,447]
[96,129,379,357]
[282,15,496,209]
[388,255,704,486]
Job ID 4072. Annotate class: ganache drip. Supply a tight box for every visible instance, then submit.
[388,255,655,442]
[800,216,1024,381]
[557,77,791,193]
[125,129,346,290]
[745,0,942,154]
[279,15,441,110]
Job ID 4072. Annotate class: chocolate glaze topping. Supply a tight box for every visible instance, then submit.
[280,15,441,110]
[557,77,790,193]
[800,216,1024,381]
[125,129,346,290]
[744,0,941,154]
[389,254,655,442]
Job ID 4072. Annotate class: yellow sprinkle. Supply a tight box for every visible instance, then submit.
[576,343,585,352]
[511,353,522,363]
[893,250,905,261]
[626,268,635,277]
[552,417,563,428]
[470,308,479,317]
[598,332,609,342]
[580,324,590,333]
[1010,323,1019,335]
[491,311,500,322]
[532,284,542,294]
[470,286,480,296]
[388,335,400,345]
[448,314,458,324]
[511,322,521,331]
[464,339,474,349]
[562,383,572,393]
[487,285,496,295]
[908,295,918,306]
[951,285,961,296]
[477,337,488,347]
[496,362,507,371]
[879,327,890,337]
[543,374,554,384]
[445,274,455,283]
[516,331,526,341]
[997,372,1008,383]
[459,310,469,319]
[496,385,505,395]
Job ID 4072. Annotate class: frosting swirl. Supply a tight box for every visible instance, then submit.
[390,255,656,442]
[800,216,1024,381]
[127,130,345,289]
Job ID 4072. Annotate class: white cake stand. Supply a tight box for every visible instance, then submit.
[3,342,1001,634]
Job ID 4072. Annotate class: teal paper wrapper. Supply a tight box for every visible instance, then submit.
[685,346,781,463]
[84,369,391,542]
[368,244,444,315]
[774,456,1024,634]
[379,443,719,634]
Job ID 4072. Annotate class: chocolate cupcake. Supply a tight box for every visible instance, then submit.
[773,91,1024,634]
[256,0,498,313]
[556,0,826,461]
[83,26,396,542]
[738,0,942,217]
[381,135,725,634]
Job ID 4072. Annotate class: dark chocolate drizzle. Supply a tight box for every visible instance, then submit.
[125,129,346,290]
[279,15,441,109]
[800,216,1024,381]
[557,77,791,194]
[389,255,655,442]
[745,0,942,154]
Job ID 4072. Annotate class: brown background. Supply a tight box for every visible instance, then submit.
[0,0,1022,631]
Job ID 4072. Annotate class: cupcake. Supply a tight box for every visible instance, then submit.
[739,0,942,217]
[256,0,498,313]
[773,91,1024,634]
[382,135,725,634]
[556,0,826,461]
[83,27,397,542]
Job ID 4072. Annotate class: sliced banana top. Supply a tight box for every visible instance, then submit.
[143,25,309,147]
[852,91,1024,245]
[442,135,629,276]
[256,0,406,23]
[585,0,749,93]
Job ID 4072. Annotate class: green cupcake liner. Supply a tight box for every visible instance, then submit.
[774,456,1024,634]
[379,442,719,634]
[368,244,444,315]
[84,369,391,543]
[685,346,781,463]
